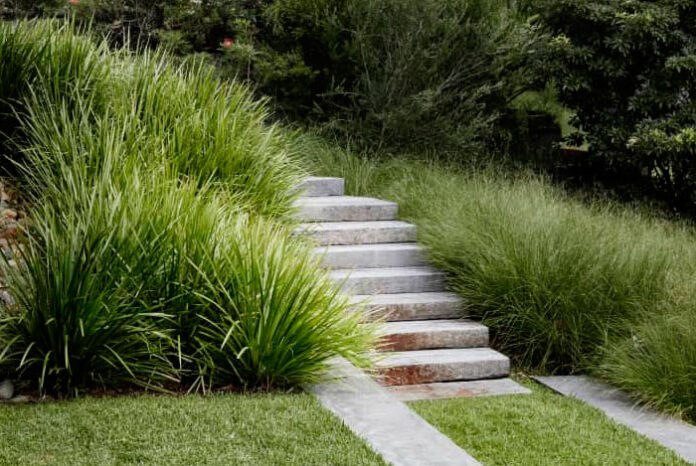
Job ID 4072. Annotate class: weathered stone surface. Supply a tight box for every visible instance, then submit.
[389,378,531,401]
[296,176,344,197]
[534,376,696,464]
[375,348,510,386]
[294,177,518,401]
[294,196,398,222]
[331,266,444,295]
[0,380,14,400]
[350,292,463,322]
[311,358,482,466]
[316,243,426,269]
[297,220,417,246]
[377,320,488,352]
[0,290,14,306]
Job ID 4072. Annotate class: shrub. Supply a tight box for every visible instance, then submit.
[0,173,180,395]
[532,0,696,214]
[269,0,540,152]
[3,1,542,153]
[0,20,374,396]
[188,217,371,390]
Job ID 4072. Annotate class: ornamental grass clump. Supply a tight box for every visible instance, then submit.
[0,20,374,396]
[386,168,679,373]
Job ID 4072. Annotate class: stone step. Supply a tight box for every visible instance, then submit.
[350,292,462,322]
[297,177,344,197]
[294,196,398,222]
[387,379,531,401]
[331,267,444,295]
[297,221,417,246]
[374,348,509,386]
[377,320,488,352]
[315,243,426,269]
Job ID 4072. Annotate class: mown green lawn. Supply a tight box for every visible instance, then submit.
[409,379,687,466]
[0,393,384,466]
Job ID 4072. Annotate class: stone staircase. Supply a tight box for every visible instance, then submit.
[295,177,529,401]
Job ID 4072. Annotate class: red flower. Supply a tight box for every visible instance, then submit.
[222,37,234,49]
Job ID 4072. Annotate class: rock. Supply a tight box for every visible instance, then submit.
[0,223,19,240]
[0,395,31,404]
[0,380,13,400]
[2,209,17,220]
[0,290,13,306]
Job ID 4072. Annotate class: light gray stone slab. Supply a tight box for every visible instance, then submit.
[377,320,489,351]
[316,243,426,269]
[294,196,398,222]
[311,357,481,466]
[331,266,445,294]
[389,378,531,402]
[375,348,510,385]
[297,177,344,197]
[350,292,463,322]
[297,221,417,246]
[534,375,696,464]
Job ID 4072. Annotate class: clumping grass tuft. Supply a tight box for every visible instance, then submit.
[0,20,375,396]
[302,139,696,419]
[598,293,696,420]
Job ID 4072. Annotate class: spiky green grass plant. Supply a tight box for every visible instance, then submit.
[0,20,374,396]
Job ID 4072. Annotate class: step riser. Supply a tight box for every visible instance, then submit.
[297,204,398,222]
[333,274,444,295]
[317,246,426,269]
[298,177,344,197]
[378,328,489,352]
[302,225,416,246]
[376,358,509,386]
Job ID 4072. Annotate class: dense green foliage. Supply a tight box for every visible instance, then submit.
[410,380,687,465]
[3,0,542,154]
[533,0,696,213]
[268,0,538,152]
[0,393,385,465]
[303,142,696,419]
[0,21,373,395]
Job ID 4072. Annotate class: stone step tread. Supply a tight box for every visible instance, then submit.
[388,378,531,402]
[374,348,510,385]
[316,243,424,254]
[332,267,445,294]
[376,319,489,351]
[375,347,508,369]
[351,292,460,305]
[331,266,443,280]
[350,292,463,322]
[315,243,426,269]
[379,319,487,335]
[331,267,445,294]
[294,196,398,222]
[297,177,344,197]
[295,196,397,207]
[296,221,417,246]
[298,220,415,232]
